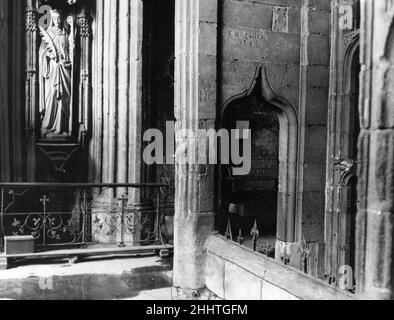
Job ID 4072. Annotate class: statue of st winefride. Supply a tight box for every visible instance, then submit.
[39,9,74,138]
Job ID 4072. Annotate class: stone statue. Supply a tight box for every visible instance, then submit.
[39,10,74,138]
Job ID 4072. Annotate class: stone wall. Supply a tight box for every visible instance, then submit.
[172,0,334,297]
[218,0,331,276]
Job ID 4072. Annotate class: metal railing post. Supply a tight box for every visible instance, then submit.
[82,189,87,244]
[118,194,128,248]
[40,195,49,246]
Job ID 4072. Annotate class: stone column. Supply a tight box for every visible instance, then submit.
[356,0,394,300]
[293,0,331,278]
[25,0,38,182]
[0,0,8,253]
[89,0,144,244]
[0,0,10,182]
[0,0,24,183]
[11,0,24,182]
[172,0,218,299]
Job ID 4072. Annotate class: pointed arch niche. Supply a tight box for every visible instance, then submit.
[219,65,299,258]
[25,0,93,181]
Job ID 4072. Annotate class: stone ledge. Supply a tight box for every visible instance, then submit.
[204,235,356,300]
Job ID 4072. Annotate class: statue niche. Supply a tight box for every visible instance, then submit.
[39,9,75,139]
[32,2,92,179]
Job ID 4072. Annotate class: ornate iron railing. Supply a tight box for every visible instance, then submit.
[0,183,170,252]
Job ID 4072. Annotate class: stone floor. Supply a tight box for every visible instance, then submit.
[0,255,173,300]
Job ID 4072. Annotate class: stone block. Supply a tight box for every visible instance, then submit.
[224,262,262,300]
[199,22,218,56]
[222,26,270,61]
[302,163,326,192]
[223,0,273,31]
[198,165,216,212]
[4,236,35,255]
[266,32,301,64]
[304,125,328,163]
[198,54,217,119]
[308,35,330,66]
[288,242,303,270]
[366,130,394,212]
[205,253,225,298]
[301,191,326,242]
[308,10,331,35]
[288,8,301,33]
[305,88,329,125]
[307,65,330,88]
[199,0,218,23]
[306,242,326,279]
[309,0,331,11]
[261,280,299,300]
[371,67,394,130]
[222,25,300,64]
[173,212,215,290]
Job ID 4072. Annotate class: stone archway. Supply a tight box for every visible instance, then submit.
[220,65,299,249]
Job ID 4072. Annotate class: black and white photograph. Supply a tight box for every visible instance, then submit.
[0,0,392,304]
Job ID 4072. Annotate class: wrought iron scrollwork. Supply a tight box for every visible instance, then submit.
[0,183,169,251]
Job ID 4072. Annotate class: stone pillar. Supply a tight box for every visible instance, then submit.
[11,0,24,182]
[0,0,10,182]
[0,0,25,183]
[326,0,360,284]
[0,0,7,252]
[90,0,143,193]
[89,0,144,244]
[356,0,394,300]
[292,0,330,277]
[25,0,38,182]
[172,0,218,299]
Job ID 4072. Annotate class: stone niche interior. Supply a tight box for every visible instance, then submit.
[142,0,175,242]
[32,0,93,183]
[37,0,91,142]
[220,74,279,258]
[221,92,279,255]
[218,66,298,258]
